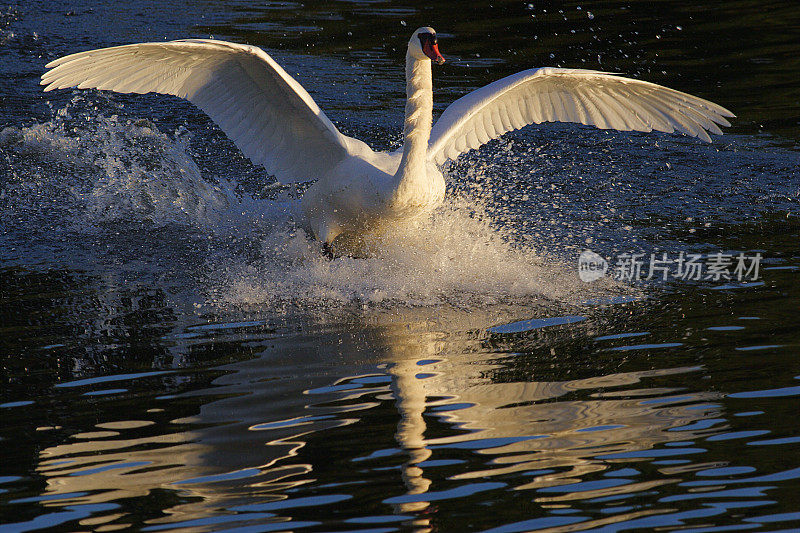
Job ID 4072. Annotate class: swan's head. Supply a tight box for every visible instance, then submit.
[408,27,444,65]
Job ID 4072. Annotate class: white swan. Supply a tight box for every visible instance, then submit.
[41,27,733,248]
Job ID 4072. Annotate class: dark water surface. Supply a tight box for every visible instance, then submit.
[2,1,799,531]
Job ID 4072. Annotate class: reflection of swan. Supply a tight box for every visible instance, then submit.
[32,310,724,530]
[42,27,733,248]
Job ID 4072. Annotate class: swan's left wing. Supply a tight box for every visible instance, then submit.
[42,39,368,183]
[427,67,735,165]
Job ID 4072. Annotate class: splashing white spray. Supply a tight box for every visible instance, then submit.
[1,101,625,312]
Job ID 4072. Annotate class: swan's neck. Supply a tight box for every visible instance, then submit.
[393,53,433,200]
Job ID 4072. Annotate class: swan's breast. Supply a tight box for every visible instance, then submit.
[386,162,445,214]
[301,153,444,244]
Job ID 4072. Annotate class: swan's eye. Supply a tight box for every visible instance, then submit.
[417,33,436,47]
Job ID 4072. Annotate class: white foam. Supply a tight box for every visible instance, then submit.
[207,193,624,309]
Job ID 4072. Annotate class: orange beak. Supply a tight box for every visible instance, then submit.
[423,42,445,65]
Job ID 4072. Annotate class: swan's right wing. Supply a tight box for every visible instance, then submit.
[42,39,366,183]
[427,67,735,166]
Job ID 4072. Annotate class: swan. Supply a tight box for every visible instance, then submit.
[41,27,734,250]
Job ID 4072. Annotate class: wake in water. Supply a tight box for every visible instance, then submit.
[0,98,625,313]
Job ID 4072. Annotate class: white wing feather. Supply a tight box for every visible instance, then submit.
[41,39,367,183]
[428,67,735,165]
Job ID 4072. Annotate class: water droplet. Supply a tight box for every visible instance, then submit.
[400,20,406,26]
[587,11,595,19]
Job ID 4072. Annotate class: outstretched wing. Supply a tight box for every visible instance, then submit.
[42,39,367,183]
[428,67,735,165]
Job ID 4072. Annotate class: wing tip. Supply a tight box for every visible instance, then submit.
[44,58,64,69]
[698,130,713,143]
[712,115,732,128]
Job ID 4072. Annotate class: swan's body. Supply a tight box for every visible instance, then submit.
[41,27,734,247]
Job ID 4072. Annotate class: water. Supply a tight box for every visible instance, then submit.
[1,0,799,531]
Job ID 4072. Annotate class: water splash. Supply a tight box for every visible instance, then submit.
[0,99,242,228]
[0,100,625,312]
[206,192,624,309]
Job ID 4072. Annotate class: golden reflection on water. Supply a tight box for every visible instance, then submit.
[34,309,722,530]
